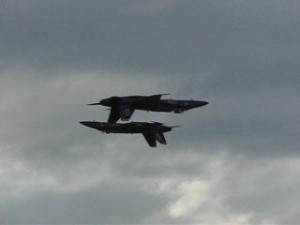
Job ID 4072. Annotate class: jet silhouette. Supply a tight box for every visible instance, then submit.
[80,121,178,147]
[88,94,208,123]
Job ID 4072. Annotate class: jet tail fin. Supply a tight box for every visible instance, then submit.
[141,94,169,107]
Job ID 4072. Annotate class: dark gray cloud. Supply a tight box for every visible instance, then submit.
[2,0,299,75]
[0,181,166,224]
[1,0,300,224]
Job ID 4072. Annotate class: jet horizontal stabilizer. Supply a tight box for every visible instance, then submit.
[155,93,170,96]
[151,121,164,125]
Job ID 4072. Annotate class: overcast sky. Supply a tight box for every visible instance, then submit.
[1,0,300,224]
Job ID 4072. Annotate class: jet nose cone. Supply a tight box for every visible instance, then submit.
[193,100,209,108]
[99,99,108,106]
[201,101,209,106]
[79,121,90,126]
[87,98,108,106]
[87,102,101,105]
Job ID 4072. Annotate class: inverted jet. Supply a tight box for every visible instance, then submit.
[79,121,178,147]
[88,94,208,123]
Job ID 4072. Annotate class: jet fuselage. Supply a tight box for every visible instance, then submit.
[80,121,171,134]
[147,99,208,113]
[80,121,174,147]
[99,96,208,113]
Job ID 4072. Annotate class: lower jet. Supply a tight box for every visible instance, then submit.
[88,94,208,123]
[79,121,178,147]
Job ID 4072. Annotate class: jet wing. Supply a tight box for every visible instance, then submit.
[142,133,157,147]
[108,105,135,123]
[119,104,135,121]
[108,107,120,123]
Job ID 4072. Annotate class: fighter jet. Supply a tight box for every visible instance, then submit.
[88,94,208,123]
[79,121,178,147]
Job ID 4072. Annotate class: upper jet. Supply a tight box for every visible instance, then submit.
[88,94,209,123]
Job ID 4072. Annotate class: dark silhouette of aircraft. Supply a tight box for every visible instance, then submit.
[79,121,178,147]
[88,94,208,123]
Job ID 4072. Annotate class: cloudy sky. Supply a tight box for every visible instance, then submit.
[1,0,300,224]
